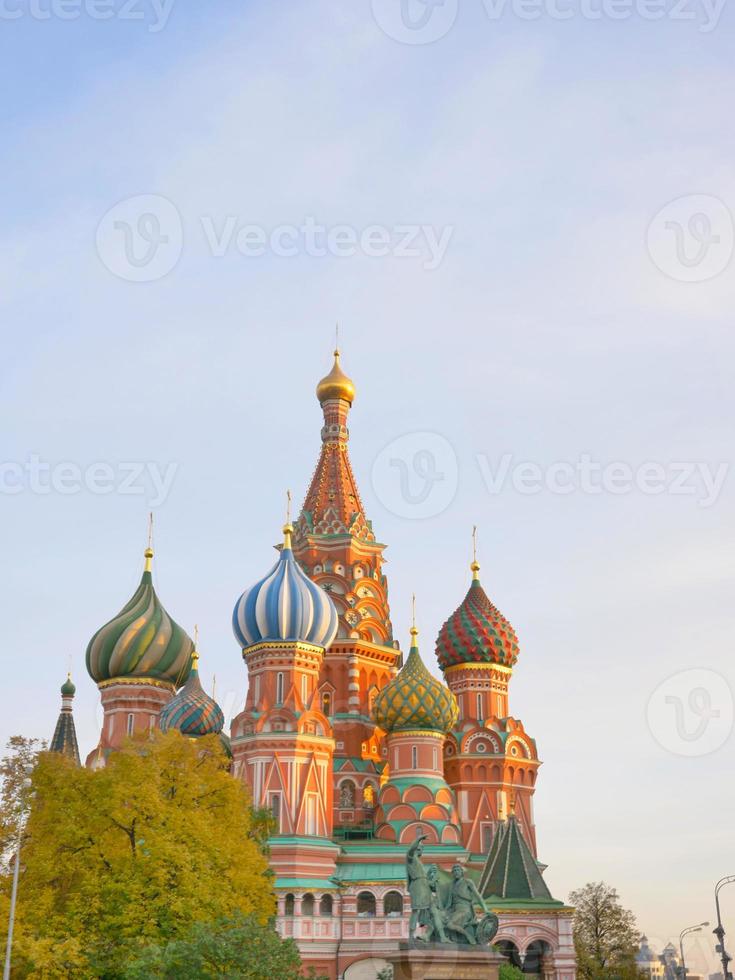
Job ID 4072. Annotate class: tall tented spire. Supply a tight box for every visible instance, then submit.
[50,672,80,765]
[478,815,557,903]
[297,346,372,544]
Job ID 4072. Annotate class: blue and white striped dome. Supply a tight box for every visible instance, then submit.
[232,525,339,651]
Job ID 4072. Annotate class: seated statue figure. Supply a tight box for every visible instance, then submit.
[444,864,498,946]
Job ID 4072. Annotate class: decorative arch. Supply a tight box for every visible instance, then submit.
[383,890,404,916]
[399,823,438,845]
[338,778,356,808]
[356,891,376,917]
[403,785,433,805]
[496,939,523,969]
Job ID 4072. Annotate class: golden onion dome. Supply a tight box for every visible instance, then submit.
[316,349,356,405]
[372,627,458,735]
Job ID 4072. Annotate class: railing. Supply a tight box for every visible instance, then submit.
[278,913,408,942]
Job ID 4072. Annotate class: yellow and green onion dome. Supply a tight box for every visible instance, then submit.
[373,627,458,734]
[86,547,194,687]
[436,561,519,670]
[159,649,225,738]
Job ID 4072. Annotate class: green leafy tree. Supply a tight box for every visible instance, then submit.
[0,736,43,865]
[570,882,644,980]
[500,964,527,980]
[6,731,277,978]
[122,913,313,979]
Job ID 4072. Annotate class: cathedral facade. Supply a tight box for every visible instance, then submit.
[66,350,576,980]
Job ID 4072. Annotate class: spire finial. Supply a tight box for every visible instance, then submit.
[283,491,294,549]
[335,321,340,355]
[144,512,154,572]
[471,525,480,581]
[409,593,418,646]
[192,625,199,670]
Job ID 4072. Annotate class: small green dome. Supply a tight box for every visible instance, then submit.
[86,548,194,687]
[61,673,76,697]
[372,628,458,735]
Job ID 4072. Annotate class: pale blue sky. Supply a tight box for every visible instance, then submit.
[2,0,733,965]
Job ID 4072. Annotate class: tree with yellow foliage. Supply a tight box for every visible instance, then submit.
[8,731,280,978]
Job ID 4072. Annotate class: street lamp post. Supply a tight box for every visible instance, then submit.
[3,775,32,980]
[3,829,22,980]
[330,874,347,980]
[714,876,735,980]
[679,922,709,980]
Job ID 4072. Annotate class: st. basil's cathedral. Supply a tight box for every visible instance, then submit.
[51,350,576,980]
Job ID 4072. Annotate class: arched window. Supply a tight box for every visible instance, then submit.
[276,672,284,705]
[301,675,308,706]
[322,691,332,715]
[476,692,484,721]
[496,940,523,969]
[383,891,403,916]
[339,780,355,809]
[301,893,315,916]
[126,713,134,735]
[357,891,376,917]
[284,893,295,916]
[411,745,418,769]
[254,674,261,705]
[319,894,333,917]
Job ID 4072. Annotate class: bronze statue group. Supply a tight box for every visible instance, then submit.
[405,835,500,947]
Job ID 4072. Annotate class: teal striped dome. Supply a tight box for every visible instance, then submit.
[86,548,194,687]
[159,653,224,737]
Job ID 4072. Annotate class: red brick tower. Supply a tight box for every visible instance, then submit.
[436,547,540,859]
[292,349,400,832]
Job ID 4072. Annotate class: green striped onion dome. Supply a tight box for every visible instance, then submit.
[436,564,519,670]
[373,629,458,734]
[159,653,224,738]
[86,548,194,686]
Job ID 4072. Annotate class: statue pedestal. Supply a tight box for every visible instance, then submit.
[389,942,506,980]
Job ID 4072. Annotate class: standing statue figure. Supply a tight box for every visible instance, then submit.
[406,834,432,942]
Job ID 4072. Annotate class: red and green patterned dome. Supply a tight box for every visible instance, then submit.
[436,563,519,670]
